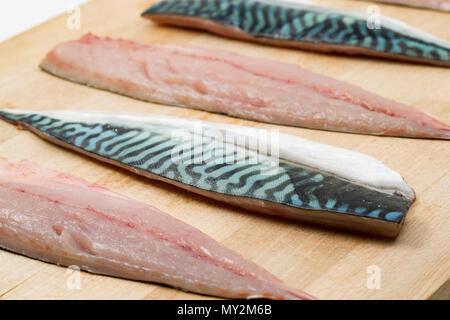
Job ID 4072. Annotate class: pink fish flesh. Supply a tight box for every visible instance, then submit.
[0,158,314,300]
[39,34,450,139]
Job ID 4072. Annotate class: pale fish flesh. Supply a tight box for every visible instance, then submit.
[39,34,450,139]
[0,157,314,299]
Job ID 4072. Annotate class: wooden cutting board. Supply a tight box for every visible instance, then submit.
[0,0,448,300]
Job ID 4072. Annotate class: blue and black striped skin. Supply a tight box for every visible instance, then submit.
[142,0,450,65]
[0,110,412,225]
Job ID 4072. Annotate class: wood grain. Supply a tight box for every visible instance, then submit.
[0,0,448,300]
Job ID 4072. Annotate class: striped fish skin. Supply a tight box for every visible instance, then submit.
[142,0,450,66]
[39,34,450,139]
[366,0,450,12]
[0,109,415,237]
[0,157,315,300]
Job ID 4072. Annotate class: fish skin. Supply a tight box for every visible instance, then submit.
[0,157,314,300]
[0,109,415,237]
[39,34,450,139]
[366,0,450,12]
[142,0,450,67]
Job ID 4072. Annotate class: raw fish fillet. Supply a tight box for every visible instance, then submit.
[40,34,450,139]
[366,0,450,12]
[0,157,314,300]
[142,0,450,66]
[0,109,416,237]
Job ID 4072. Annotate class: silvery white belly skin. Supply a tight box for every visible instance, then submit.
[367,0,450,12]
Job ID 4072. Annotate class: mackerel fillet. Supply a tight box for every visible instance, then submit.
[40,34,450,139]
[142,0,450,66]
[0,109,416,237]
[0,157,313,299]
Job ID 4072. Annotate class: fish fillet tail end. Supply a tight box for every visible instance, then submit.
[261,284,318,300]
[285,289,318,300]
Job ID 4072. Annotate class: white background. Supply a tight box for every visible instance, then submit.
[0,0,314,42]
[0,0,89,42]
